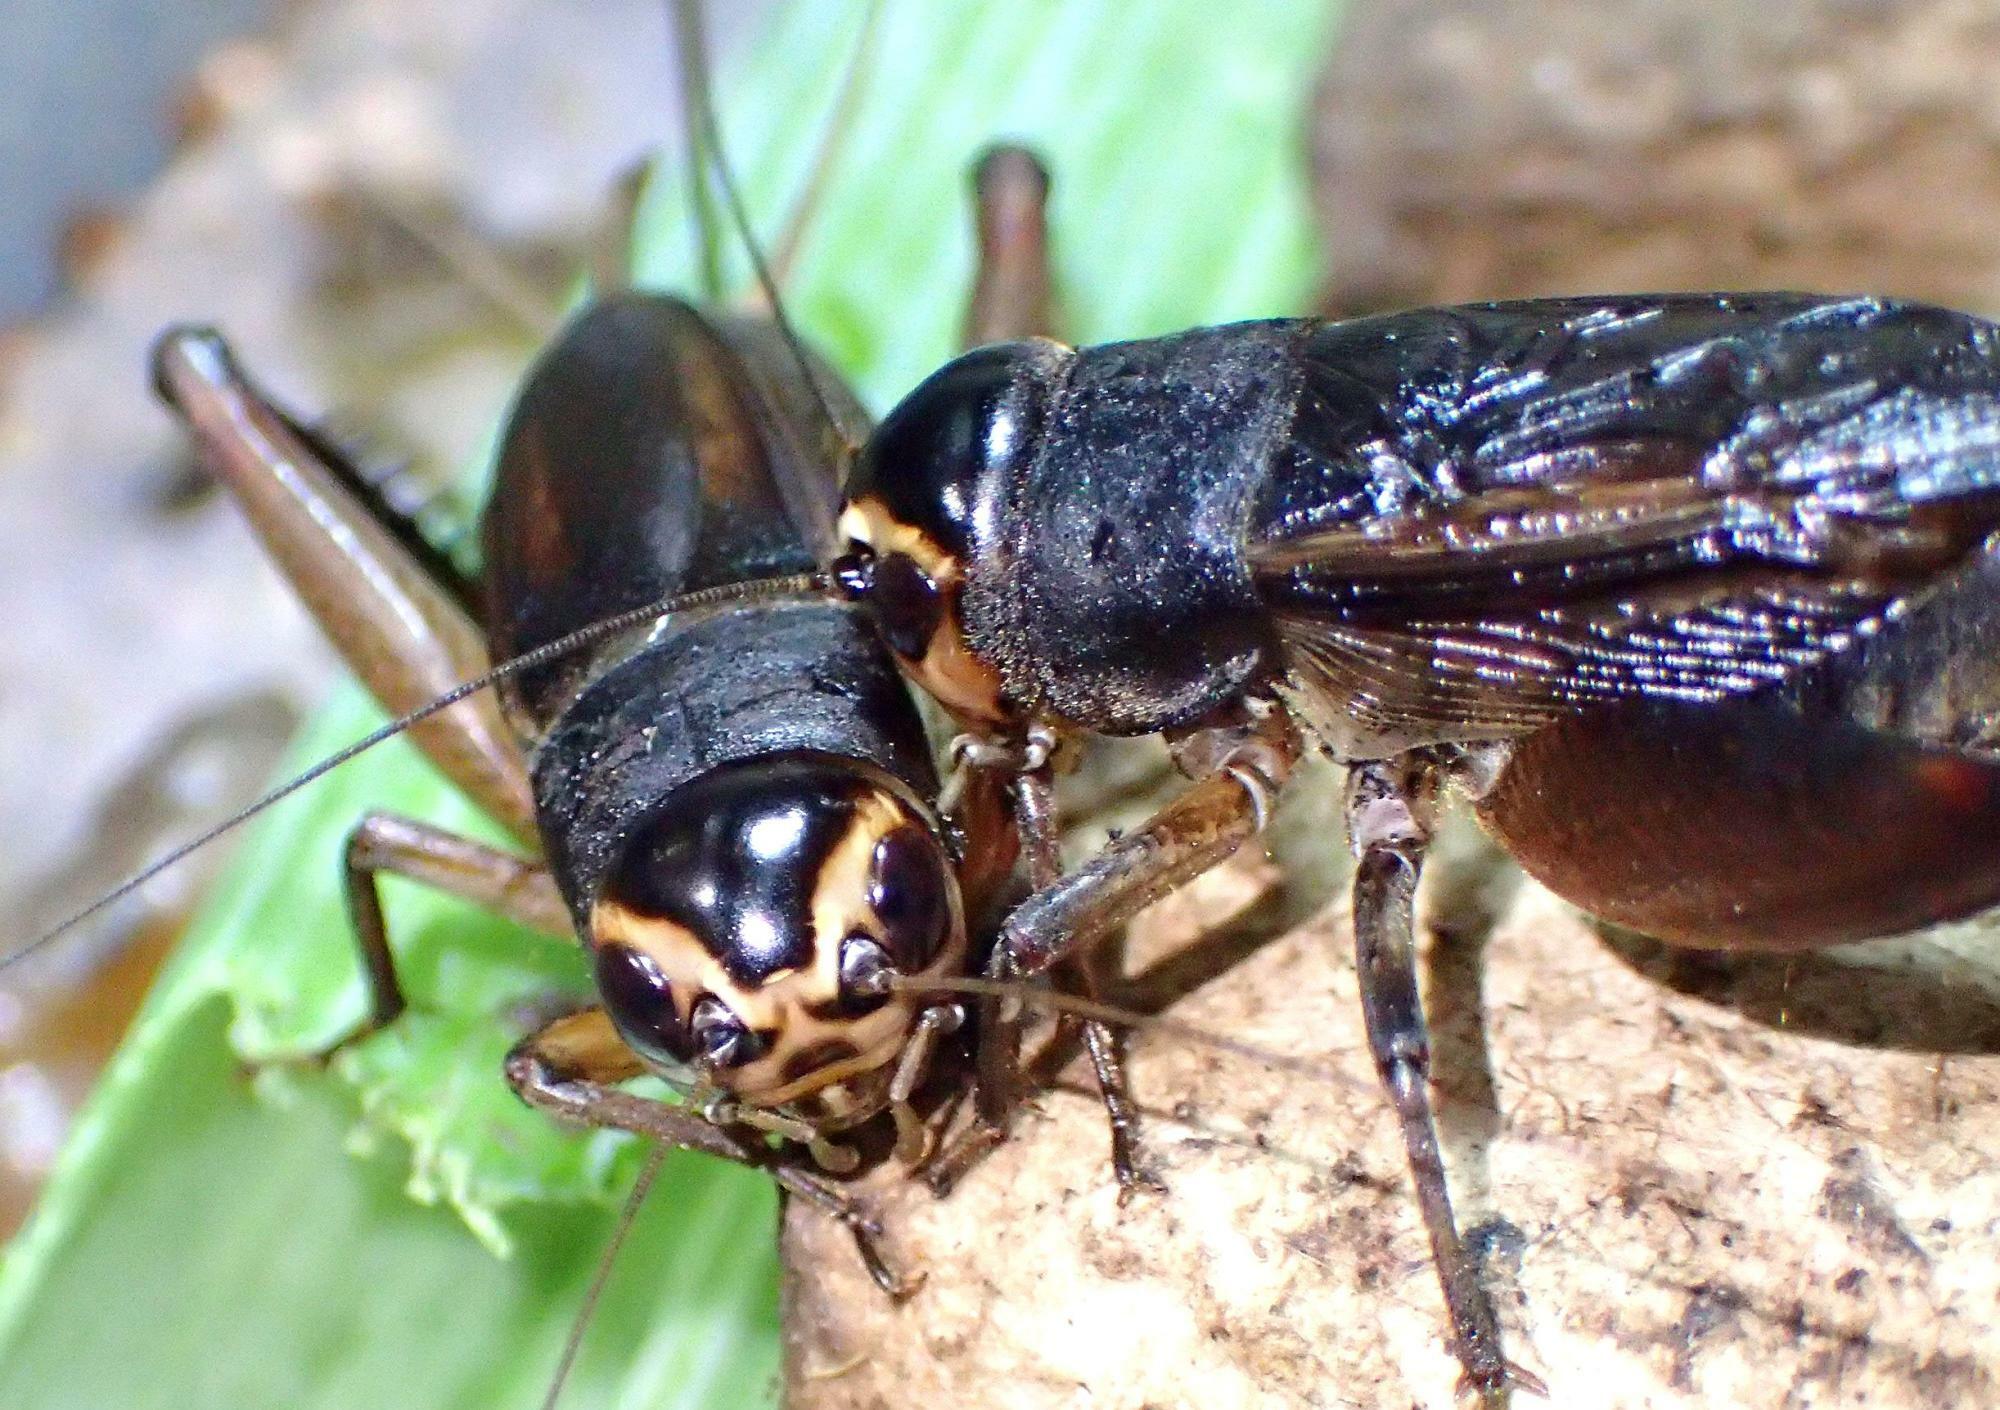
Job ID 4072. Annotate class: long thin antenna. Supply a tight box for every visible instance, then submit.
[667,0,863,471]
[4,572,824,972]
[892,974,1361,1090]
[541,1142,671,1410]
[765,0,881,289]
[356,188,565,337]
[670,0,726,300]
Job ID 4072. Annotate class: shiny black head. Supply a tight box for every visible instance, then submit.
[587,752,964,1110]
[835,338,1070,725]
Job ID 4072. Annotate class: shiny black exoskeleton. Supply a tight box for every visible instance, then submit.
[836,291,2000,1392]
[839,326,1291,733]
[843,295,2000,765]
[486,293,975,1125]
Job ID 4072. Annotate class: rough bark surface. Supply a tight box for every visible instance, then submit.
[1311,0,2000,314]
[785,777,2000,1408]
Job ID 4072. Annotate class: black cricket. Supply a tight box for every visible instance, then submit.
[40,7,2000,1397]
[834,290,2000,1395]
[134,99,1160,1326]
[147,284,1025,1299]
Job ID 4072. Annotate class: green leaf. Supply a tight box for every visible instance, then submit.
[0,2,1340,1406]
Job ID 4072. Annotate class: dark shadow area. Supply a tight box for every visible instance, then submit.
[1420,833,1525,1149]
[1599,925,2000,1056]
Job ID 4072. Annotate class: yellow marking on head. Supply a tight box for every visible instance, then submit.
[589,782,968,1114]
[839,497,1013,725]
[838,501,953,582]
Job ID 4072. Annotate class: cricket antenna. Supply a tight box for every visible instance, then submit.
[666,0,872,515]
[762,0,880,291]
[540,1142,670,1410]
[888,973,1363,1092]
[2,571,826,973]
[669,0,726,301]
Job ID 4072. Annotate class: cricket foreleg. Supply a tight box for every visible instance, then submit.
[505,1007,917,1298]
[318,812,567,1056]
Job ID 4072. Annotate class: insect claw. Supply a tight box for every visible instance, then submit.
[921,1120,1007,1197]
[1455,1356,1549,1406]
[1112,1161,1168,1208]
[1506,1362,1551,1399]
[841,1202,924,1300]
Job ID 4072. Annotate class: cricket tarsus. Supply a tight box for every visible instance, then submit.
[318,813,568,1059]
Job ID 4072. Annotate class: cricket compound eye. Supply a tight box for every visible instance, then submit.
[593,941,695,1069]
[858,550,947,663]
[867,824,951,974]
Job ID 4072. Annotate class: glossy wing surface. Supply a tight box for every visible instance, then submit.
[481,295,868,730]
[1250,295,2000,752]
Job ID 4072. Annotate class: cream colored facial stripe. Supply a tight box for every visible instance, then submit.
[838,497,1012,725]
[592,902,769,1037]
[745,793,967,1104]
[808,784,969,989]
[804,788,911,976]
[588,791,968,1107]
[838,500,956,584]
[748,930,975,1108]
[595,898,875,1101]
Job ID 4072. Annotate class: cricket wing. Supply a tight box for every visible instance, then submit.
[1250,294,2000,755]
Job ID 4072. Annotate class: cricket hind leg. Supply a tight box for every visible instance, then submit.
[506,1006,918,1298]
[282,414,480,618]
[1347,757,1546,1404]
[964,144,1057,347]
[152,328,538,840]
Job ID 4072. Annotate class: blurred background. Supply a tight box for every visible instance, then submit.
[5,2,2000,1405]
[0,0,780,1234]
